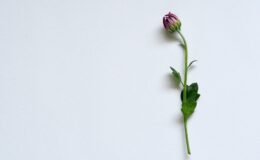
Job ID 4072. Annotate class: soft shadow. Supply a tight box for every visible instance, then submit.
[161,28,179,41]
[157,27,180,44]
[188,65,196,72]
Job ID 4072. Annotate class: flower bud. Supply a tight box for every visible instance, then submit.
[163,12,181,33]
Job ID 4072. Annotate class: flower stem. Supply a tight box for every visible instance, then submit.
[184,119,191,154]
[177,31,191,155]
[177,31,188,101]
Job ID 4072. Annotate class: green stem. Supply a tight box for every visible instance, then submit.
[177,31,188,101]
[184,119,191,154]
[177,31,191,155]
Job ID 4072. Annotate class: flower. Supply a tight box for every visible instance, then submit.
[163,12,181,33]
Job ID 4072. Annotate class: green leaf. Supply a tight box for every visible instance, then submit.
[182,100,197,120]
[170,66,182,86]
[180,83,200,102]
[180,83,200,120]
[188,60,197,69]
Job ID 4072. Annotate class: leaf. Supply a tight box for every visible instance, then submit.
[180,83,200,102]
[188,60,197,69]
[180,83,200,120]
[170,66,182,86]
[181,101,197,120]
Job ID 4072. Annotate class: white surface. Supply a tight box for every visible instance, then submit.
[0,0,260,159]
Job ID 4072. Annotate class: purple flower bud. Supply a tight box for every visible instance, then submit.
[163,12,181,33]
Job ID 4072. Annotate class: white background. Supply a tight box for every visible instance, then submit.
[0,0,260,159]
